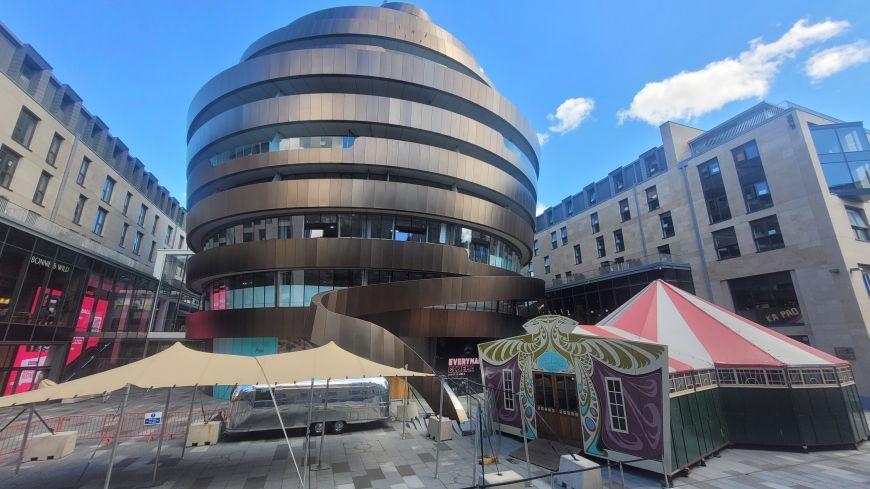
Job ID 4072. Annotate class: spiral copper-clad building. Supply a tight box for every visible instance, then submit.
[185,2,544,418]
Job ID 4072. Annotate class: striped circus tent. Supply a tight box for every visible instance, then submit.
[573,324,707,373]
[595,279,847,370]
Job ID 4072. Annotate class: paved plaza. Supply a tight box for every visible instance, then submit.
[1,388,869,489]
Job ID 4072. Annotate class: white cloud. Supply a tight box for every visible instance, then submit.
[617,19,850,126]
[535,203,547,216]
[536,132,550,146]
[806,40,870,81]
[547,97,595,134]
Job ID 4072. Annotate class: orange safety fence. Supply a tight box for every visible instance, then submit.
[0,407,226,462]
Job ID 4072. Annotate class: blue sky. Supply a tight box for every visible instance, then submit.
[2,1,869,211]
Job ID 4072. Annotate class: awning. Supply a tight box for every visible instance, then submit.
[0,341,431,408]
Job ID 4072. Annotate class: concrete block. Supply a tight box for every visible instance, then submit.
[395,403,418,421]
[483,469,524,489]
[426,416,452,441]
[24,431,76,461]
[186,421,221,447]
[554,454,602,489]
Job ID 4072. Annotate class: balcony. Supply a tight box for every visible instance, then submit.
[549,253,690,289]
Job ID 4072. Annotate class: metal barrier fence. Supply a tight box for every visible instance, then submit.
[0,407,225,461]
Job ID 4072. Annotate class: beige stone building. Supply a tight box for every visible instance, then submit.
[532,102,870,396]
[0,22,187,394]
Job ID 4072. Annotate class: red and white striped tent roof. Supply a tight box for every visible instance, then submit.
[573,324,707,373]
[591,280,846,372]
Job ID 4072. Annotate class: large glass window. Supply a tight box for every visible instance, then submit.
[646,186,659,211]
[73,195,87,225]
[573,244,582,265]
[728,271,802,326]
[698,158,731,224]
[32,171,51,206]
[732,141,773,213]
[533,240,539,256]
[590,212,600,233]
[810,123,870,194]
[0,146,20,189]
[502,370,515,411]
[92,207,108,236]
[606,378,628,432]
[11,108,38,148]
[619,199,631,222]
[550,231,558,250]
[132,231,143,255]
[749,215,785,252]
[660,211,675,238]
[613,229,625,253]
[76,158,90,186]
[596,236,606,258]
[712,227,740,260]
[560,226,568,245]
[46,133,63,167]
[122,192,132,215]
[101,177,115,204]
[846,207,870,241]
[137,205,147,226]
[119,223,129,247]
[544,256,551,274]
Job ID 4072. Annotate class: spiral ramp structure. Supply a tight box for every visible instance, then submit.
[185,2,544,420]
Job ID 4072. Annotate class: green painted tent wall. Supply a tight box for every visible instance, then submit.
[668,388,729,473]
[720,385,868,448]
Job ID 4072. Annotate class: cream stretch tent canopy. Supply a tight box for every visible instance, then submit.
[0,341,432,408]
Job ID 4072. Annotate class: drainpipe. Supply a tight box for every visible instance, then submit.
[679,164,714,300]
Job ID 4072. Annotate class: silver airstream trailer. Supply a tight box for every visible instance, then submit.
[227,377,390,434]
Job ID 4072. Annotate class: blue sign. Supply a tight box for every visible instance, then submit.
[535,351,570,372]
[144,412,163,426]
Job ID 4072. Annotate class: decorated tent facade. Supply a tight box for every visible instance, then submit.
[599,280,868,455]
[478,315,673,474]
[479,282,869,477]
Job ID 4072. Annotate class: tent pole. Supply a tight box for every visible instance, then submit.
[521,394,531,482]
[315,378,330,471]
[268,383,303,487]
[401,365,408,440]
[104,383,131,489]
[14,405,34,475]
[180,385,197,459]
[151,386,172,484]
[302,379,315,489]
[434,375,444,479]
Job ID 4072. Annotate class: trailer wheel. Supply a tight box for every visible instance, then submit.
[330,420,346,434]
[310,422,324,435]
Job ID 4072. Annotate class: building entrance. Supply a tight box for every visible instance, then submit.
[532,371,583,446]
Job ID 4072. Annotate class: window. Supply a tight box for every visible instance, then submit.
[119,223,129,247]
[660,211,675,238]
[132,231,144,254]
[573,244,582,265]
[613,172,624,192]
[732,141,773,213]
[619,199,631,222]
[698,158,731,224]
[46,133,63,166]
[528,262,534,276]
[122,192,132,215]
[750,215,785,252]
[137,204,148,226]
[596,236,606,258]
[92,207,108,236]
[148,241,157,262]
[560,226,568,245]
[587,187,597,206]
[646,154,660,175]
[533,373,578,414]
[101,177,115,203]
[646,186,659,211]
[72,195,87,224]
[846,208,870,241]
[555,273,561,281]
[657,244,671,257]
[178,235,185,249]
[164,226,173,245]
[152,215,160,234]
[11,108,39,148]
[712,227,740,260]
[32,171,51,205]
[533,239,539,256]
[729,271,802,326]
[76,158,90,185]
[0,146,20,189]
[565,271,572,279]
[502,370,515,411]
[565,199,574,215]
[606,378,628,433]
[590,212,600,233]
[544,256,551,274]
[550,231,558,249]
[613,229,625,253]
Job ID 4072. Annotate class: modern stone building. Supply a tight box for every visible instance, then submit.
[532,102,870,396]
[0,22,188,394]
[184,3,543,412]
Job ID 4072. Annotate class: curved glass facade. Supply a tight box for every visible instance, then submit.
[208,135,357,167]
[201,212,522,272]
[204,268,449,311]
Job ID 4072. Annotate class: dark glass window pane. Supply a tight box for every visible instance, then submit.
[728,271,802,326]
[698,158,731,223]
[750,215,785,252]
[732,141,773,213]
[712,227,740,260]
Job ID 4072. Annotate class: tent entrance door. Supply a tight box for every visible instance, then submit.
[532,372,583,446]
